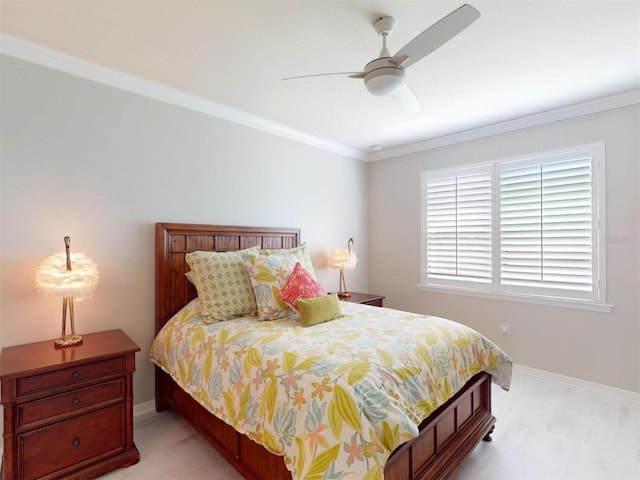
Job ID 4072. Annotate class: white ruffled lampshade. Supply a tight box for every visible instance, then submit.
[328,248,358,271]
[35,252,99,300]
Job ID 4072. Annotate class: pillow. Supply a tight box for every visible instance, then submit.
[278,262,326,310]
[185,270,196,285]
[185,247,259,321]
[260,243,316,279]
[296,293,343,327]
[245,252,298,320]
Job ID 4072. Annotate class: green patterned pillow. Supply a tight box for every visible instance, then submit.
[260,243,316,279]
[185,247,259,321]
[245,252,298,320]
[296,293,343,327]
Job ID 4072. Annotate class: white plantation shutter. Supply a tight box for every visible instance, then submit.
[423,167,492,285]
[499,155,594,297]
[420,143,604,306]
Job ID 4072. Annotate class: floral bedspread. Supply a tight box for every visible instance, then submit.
[149,299,512,480]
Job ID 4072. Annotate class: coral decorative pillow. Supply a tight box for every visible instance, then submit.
[278,262,326,310]
[185,247,259,322]
[245,252,298,320]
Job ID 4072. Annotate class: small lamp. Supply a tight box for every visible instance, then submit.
[35,236,99,348]
[328,238,358,298]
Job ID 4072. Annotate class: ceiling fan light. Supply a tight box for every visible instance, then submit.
[364,68,404,96]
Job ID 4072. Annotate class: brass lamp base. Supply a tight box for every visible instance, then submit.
[54,295,82,348]
[337,269,351,297]
[54,334,83,348]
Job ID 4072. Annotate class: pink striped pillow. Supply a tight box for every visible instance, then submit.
[278,262,326,310]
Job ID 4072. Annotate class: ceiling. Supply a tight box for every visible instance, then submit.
[1,0,639,160]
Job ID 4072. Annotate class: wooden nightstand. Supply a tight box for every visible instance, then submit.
[338,292,385,307]
[0,329,140,480]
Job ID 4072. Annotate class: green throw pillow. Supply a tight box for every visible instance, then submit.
[296,293,342,327]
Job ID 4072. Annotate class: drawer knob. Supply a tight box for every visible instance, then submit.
[72,397,80,406]
[72,371,80,379]
[73,438,80,447]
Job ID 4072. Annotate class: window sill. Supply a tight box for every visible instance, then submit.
[416,284,613,313]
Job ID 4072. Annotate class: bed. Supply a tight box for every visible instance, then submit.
[151,222,511,479]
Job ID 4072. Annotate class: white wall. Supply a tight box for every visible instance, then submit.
[0,54,369,420]
[368,105,640,393]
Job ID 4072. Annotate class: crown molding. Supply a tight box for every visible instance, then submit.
[2,34,637,164]
[0,34,366,161]
[368,89,640,161]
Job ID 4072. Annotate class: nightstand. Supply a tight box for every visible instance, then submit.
[0,329,140,480]
[339,292,385,307]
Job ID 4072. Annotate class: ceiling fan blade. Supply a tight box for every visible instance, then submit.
[391,83,422,113]
[282,72,364,85]
[391,4,480,69]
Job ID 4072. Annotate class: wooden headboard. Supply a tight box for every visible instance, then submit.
[155,223,300,334]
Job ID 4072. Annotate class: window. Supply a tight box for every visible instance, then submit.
[423,165,493,286]
[420,143,607,310]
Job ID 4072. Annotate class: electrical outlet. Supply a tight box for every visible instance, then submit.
[501,323,510,336]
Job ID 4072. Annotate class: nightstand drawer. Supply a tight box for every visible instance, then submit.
[20,404,124,479]
[18,378,126,431]
[17,356,126,397]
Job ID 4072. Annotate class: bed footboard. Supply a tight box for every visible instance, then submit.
[156,368,494,480]
[384,371,494,479]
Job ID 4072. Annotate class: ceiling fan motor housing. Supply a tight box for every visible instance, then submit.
[374,16,396,37]
[363,57,405,96]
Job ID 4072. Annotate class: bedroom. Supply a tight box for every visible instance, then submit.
[0,1,638,479]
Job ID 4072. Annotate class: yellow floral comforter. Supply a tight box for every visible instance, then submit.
[149,299,512,480]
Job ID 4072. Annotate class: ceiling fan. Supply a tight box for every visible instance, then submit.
[282,4,480,113]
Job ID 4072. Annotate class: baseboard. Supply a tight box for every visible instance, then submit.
[514,364,640,403]
[133,399,158,423]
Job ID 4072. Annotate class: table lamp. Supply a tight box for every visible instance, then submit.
[328,238,358,297]
[35,236,99,347]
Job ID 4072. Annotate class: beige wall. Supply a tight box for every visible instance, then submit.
[0,55,369,420]
[368,105,640,392]
[1,53,638,443]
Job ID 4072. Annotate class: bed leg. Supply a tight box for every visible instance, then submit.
[483,427,494,442]
[156,396,171,412]
[155,367,172,411]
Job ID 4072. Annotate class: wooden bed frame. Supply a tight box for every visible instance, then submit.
[154,222,496,479]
